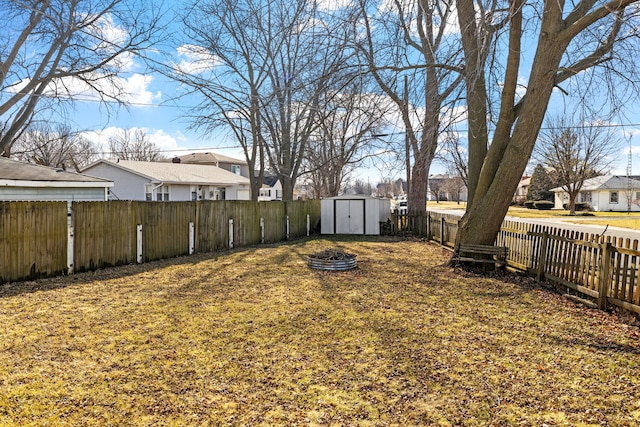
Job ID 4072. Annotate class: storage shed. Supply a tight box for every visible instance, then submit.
[321,195,390,235]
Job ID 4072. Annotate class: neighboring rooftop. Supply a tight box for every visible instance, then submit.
[0,157,111,183]
[173,152,247,165]
[83,159,250,185]
[551,175,640,192]
[262,175,279,187]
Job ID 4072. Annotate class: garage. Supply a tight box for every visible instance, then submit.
[320,195,390,235]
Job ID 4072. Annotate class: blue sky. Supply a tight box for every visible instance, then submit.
[51,1,640,183]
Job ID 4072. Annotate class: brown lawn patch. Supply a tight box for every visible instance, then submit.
[0,237,639,426]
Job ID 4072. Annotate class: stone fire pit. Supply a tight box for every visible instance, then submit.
[307,249,357,271]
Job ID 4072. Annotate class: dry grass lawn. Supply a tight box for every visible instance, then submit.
[1,237,640,426]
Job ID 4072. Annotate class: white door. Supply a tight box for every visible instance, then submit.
[335,200,364,234]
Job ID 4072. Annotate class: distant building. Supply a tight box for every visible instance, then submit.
[0,157,112,201]
[258,175,283,201]
[551,175,640,212]
[82,159,250,201]
[513,176,531,205]
[170,152,250,178]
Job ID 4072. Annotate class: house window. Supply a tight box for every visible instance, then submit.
[610,191,619,204]
[276,189,282,199]
[231,165,241,175]
[156,185,170,201]
[636,191,640,201]
[145,184,152,201]
[580,191,592,203]
[190,185,202,201]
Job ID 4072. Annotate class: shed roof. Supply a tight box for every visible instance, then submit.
[322,195,383,200]
[0,157,112,184]
[83,159,250,186]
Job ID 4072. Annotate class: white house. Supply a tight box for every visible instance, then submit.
[82,159,251,201]
[551,175,640,212]
[258,175,283,201]
[0,157,113,201]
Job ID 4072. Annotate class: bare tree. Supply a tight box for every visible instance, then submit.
[11,123,98,170]
[355,0,464,214]
[441,175,466,204]
[455,0,640,247]
[108,128,163,161]
[303,85,390,198]
[535,116,622,215]
[173,0,354,201]
[351,179,373,195]
[0,0,163,157]
[440,131,468,189]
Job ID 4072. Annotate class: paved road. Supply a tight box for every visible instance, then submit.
[428,209,640,241]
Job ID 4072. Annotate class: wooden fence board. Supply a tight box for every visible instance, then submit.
[0,202,67,282]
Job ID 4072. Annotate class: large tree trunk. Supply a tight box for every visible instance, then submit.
[456,0,569,246]
[280,175,295,201]
[409,156,429,214]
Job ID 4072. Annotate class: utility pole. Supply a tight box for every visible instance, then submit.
[404,75,410,197]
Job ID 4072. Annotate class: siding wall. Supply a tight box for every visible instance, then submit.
[84,163,147,200]
[0,186,107,201]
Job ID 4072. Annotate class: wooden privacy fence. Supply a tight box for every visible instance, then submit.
[1,200,320,283]
[428,211,640,316]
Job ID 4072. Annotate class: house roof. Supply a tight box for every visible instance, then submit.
[0,157,112,185]
[83,159,250,186]
[551,175,640,192]
[262,175,279,187]
[174,152,247,165]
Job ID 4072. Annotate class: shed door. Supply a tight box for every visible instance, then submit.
[335,200,365,234]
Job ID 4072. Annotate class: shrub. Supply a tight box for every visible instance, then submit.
[534,200,554,210]
[524,200,536,209]
[562,202,591,211]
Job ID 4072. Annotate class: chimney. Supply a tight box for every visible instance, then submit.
[172,156,181,163]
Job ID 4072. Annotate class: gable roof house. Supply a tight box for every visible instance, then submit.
[0,157,113,201]
[258,175,283,201]
[82,160,251,201]
[551,175,640,212]
[513,176,531,205]
[171,152,250,178]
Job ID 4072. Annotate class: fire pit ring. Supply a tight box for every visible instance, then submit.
[308,249,357,271]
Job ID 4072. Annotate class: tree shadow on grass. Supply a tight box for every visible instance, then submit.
[0,247,256,299]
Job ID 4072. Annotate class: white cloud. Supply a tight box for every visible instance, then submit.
[316,0,353,12]
[121,74,162,105]
[175,44,220,74]
[9,72,161,106]
[91,14,129,48]
[81,127,187,158]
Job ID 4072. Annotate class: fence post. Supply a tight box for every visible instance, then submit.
[260,217,265,244]
[67,223,75,275]
[597,242,612,311]
[536,232,548,282]
[229,219,234,249]
[307,214,310,236]
[426,212,431,241]
[189,221,195,255]
[440,217,445,245]
[286,215,290,240]
[136,224,143,263]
